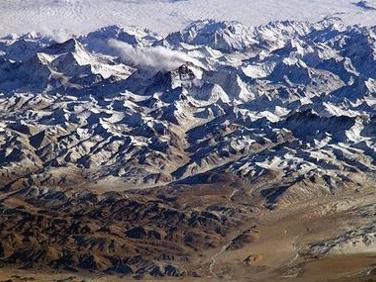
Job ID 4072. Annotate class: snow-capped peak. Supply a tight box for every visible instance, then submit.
[0,19,376,193]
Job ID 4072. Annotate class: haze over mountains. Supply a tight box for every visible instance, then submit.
[0,6,376,281]
[1,0,376,38]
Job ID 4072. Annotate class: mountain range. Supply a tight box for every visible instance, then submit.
[1,19,375,195]
[0,19,376,280]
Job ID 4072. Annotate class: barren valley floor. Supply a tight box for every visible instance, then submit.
[1,178,376,282]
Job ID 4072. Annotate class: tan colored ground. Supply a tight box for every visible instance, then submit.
[194,188,376,281]
[1,181,376,281]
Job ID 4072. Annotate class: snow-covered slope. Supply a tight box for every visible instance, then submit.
[0,20,376,203]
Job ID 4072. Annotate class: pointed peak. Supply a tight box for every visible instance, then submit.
[44,38,83,55]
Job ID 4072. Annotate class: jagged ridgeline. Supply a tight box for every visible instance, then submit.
[0,19,375,196]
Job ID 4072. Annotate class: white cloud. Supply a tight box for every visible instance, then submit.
[108,39,205,72]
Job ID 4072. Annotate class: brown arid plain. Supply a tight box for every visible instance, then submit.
[1,172,376,282]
